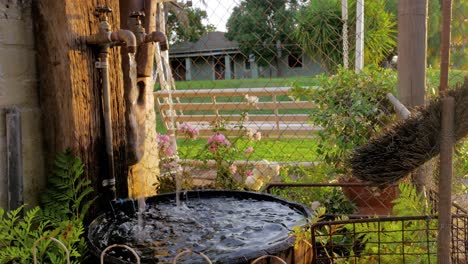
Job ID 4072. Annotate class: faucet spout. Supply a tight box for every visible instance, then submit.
[86,29,137,54]
[129,11,168,51]
[144,31,168,51]
[110,29,137,53]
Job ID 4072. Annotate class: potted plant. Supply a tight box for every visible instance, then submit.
[339,176,398,215]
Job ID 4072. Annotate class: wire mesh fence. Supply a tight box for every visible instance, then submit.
[155,0,466,202]
[147,0,468,262]
[309,214,468,264]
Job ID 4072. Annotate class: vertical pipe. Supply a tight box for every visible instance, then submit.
[6,108,23,211]
[342,0,348,69]
[99,50,116,200]
[439,0,452,94]
[355,0,364,73]
[437,96,454,264]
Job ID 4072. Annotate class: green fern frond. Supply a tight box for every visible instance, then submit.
[41,149,95,221]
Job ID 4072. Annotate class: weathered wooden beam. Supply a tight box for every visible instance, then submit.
[6,108,23,211]
[33,0,128,207]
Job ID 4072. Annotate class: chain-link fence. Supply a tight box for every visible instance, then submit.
[154,0,467,222]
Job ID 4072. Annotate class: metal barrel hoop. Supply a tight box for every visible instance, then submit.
[32,237,70,264]
[100,244,141,264]
[251,255,287,264]
[172,250,212,264]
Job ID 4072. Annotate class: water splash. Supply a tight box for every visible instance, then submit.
[90,196,307,263]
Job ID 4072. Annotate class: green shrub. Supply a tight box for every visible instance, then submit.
[292,66,397,171]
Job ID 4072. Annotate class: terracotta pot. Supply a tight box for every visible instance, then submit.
[340,177,398,216]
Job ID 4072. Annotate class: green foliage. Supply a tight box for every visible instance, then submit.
[41,149,95,222]
[0,206,47,263]
[294,0,397,73]
[167,3,215,44]
[293,184,436,263]
[226,0,300,66]
[453,140,468,194]
[0,206,83,264]
[347,183,437,263]
[293,0,343,73]
[0,150,94,264]
[272,164,355,214]
[427,0,466,69]
[291,66,397,170]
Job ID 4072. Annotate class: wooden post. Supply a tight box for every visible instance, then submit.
[439,0,452,94]
[6,108,23,211]
[437,0,453,262]
[437,96,454,264]
[33,0,128,207]
[397,0,429,192]
[398,0,428,107]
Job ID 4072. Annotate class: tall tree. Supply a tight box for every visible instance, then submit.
[294,0,396,73]
[225,0,299,67]
[166,3,215,44]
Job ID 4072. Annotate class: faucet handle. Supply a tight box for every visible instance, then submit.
[94,6,113,21]
[130,11,145,25]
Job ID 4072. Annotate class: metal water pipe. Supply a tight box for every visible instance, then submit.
[86,6,137,200]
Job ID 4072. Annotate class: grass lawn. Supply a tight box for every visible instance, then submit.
[156,75,321,90]
[156,69,466,91]
[176,138,320,162]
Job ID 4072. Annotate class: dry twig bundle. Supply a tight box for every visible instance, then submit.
[350,78,468,184]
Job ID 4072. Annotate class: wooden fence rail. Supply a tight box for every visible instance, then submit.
[154,87,319,139]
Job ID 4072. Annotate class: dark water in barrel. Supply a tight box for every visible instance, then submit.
[89,196,307,263]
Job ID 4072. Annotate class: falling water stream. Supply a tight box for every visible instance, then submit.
[128,53,146,241]
[152,44,182,207]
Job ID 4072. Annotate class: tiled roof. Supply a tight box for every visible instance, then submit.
[170,31,239,54]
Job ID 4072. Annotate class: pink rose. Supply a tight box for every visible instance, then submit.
[229,164,237,174]
[246,170,253,177]
[164,145,176,156]
[245,147,254,155]
[254,132,262,141]
[214,134,226,143]
[178,122,199,139]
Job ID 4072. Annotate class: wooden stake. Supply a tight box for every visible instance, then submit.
[437,96,454,264]
[6,108,23,211]
[439,0,452,95]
